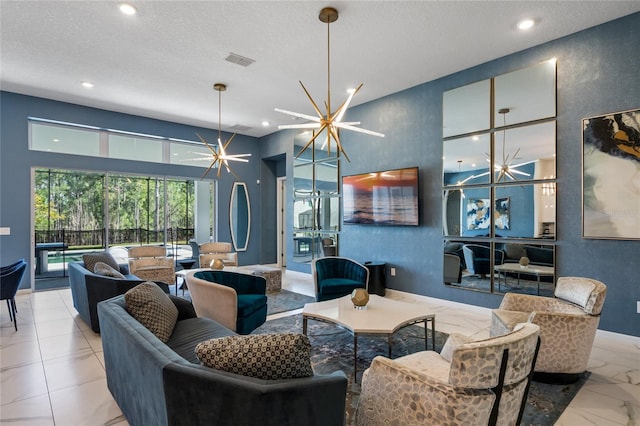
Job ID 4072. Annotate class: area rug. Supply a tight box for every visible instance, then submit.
[253,314,589,426]
[177,288,314,316]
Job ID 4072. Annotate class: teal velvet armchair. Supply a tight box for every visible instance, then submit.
[312,257,369,302]
[187,270,267,334]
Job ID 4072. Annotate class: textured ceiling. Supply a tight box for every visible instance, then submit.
[2,1,639,138]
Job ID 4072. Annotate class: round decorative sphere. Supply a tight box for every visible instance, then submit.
[519,256,530,267]
[210,259,225,270]
[351,288,369,309]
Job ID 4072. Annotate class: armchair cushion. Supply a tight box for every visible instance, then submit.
[93,261,125,279]
[554,276,606,314]
[195,333,314,380]
[124,282,178,342]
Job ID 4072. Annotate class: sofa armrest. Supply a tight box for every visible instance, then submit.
[163,363,348,426]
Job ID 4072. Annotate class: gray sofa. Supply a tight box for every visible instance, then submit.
[97,294,348,426]
[69,261,168,332]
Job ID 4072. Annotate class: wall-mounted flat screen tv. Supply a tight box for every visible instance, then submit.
[342,166,419,226]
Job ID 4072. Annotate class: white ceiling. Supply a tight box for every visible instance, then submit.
[2,1,639,138]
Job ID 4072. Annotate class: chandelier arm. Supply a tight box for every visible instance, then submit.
[334,122,385,137]
[333,83,363,123]
[295,123,329,158]
[223,133,237,150]
[274,108,321,123]
[201,161,216,179]
[278,123,322,130]
[299,81,326,120]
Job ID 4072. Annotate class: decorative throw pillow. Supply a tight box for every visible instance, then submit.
[195,333,314,380]
[440,332,474,362]
[83,252,119,273]
[124,282,178,343]
[93,261,125,279]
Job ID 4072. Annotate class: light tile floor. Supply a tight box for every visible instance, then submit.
[1,269,638,425]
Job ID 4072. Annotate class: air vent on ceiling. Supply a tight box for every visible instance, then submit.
[225,53,255,67]
[228,124,253,132]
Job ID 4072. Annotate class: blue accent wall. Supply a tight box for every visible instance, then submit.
[1,13,638,336]
[312,13,639,336]
[0,93,263,286]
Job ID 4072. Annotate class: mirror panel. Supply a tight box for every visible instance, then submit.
[443,187,492,237]
[292,131,340,264]
[494,184,556,239]
[230,182,250,252]
[443,133,491,187]
[444,240,555,296]
[443,79,491,137]
[494,59,556,126]
[493,121,556,184]
[494,242,555,296]
[316,159,339,196]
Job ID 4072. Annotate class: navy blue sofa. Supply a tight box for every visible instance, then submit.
[97,294,348,426]
[69,261,168,332]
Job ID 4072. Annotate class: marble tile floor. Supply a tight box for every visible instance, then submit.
[1,268,638,425]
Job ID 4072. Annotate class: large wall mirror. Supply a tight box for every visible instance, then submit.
[230,182,250,252]
[442,59,557,294]
[292,130,340,263]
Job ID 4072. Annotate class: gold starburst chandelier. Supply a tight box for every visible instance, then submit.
[192,83,251,179]
[275,7,384,162]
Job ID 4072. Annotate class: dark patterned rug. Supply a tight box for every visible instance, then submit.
[253,314,589,426]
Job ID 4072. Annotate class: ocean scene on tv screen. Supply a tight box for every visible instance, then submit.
[343,167,419,226]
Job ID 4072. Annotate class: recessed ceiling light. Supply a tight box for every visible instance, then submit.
[261,121,270,127]
[81,81,94,88]
[517,18,535,31]
[119,3,137,16]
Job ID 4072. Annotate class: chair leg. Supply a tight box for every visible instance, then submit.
[6,299,15,327]
[7,298,17,331]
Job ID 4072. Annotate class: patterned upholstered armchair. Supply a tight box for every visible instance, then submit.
[311,256,369,302]
[356,323,540,426]
[128,246,175,285]
[199,242,238,267]
[491,277,607,383]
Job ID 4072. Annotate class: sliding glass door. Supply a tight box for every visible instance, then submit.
[34,168,211,283]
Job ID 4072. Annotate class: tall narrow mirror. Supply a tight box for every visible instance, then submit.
[230,182,250,252]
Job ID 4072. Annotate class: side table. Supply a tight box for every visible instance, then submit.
[364,261,386,296]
